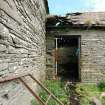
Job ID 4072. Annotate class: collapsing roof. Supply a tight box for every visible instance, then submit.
[46,12,105,29]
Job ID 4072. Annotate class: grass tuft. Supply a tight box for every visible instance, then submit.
[31,80,68,105]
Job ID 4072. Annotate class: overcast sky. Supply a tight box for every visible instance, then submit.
[48,0,105,15]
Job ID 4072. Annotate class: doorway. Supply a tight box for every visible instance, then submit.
[55,36,80,81]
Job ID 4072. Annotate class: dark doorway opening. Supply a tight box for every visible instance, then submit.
[56,36,80,82]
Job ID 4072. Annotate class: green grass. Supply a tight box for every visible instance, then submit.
[31,80,68,105]
[101,97,105,105]
[31,100,39,105]
[31,80,105,105]
[97,80,105,91]
[75,84,102,105]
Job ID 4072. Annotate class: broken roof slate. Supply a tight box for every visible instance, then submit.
[67,12,105,25]
[46,12,105,28]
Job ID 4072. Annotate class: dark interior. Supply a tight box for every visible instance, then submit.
[57,36,80,81]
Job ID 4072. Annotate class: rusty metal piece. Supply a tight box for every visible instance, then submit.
[0,73,64,105]
[19,77,45,105]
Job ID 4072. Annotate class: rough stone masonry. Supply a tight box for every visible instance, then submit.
[46,13,105,83]
[0,0,48,105]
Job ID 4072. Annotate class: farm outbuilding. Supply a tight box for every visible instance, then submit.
[0,0,105,104]
[46,12,105,83]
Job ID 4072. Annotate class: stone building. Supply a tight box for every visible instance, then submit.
[0,0,48,105]
[46,12,105,83]
[0,0,105,104]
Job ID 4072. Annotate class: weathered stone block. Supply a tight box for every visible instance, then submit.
[0,0,47,104]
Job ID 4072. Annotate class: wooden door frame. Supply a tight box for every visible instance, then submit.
[54,35,81,82]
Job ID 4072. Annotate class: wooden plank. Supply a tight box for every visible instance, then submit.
[29,74,64,105]
[19,77,45,105]
[45,94,52,105]
[0,73,64,105]
[0,73,29,83]
[29,74,52,94]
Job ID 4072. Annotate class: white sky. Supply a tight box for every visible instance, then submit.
[86,0,105,11]
[48,0,105,15]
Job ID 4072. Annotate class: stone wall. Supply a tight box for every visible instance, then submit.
[47,29,105,83]
[0,0,47,105]
[46,36,55,79]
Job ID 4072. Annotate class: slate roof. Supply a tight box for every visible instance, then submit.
[46,12,105,29]
[66,12,105,25]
